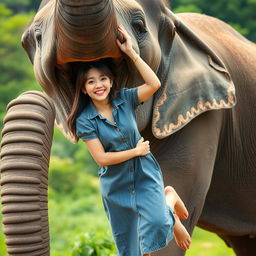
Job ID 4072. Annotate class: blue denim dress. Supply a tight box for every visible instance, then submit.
[76,88,175,256]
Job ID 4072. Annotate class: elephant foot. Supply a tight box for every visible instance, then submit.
[219,234,256,256]
[164,186,189,219]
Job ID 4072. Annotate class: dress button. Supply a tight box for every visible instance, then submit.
[115,127,120,131]
[121,138,127,143]
[131,190,135,194]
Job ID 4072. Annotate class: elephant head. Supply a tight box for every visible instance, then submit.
[22,0,236,142]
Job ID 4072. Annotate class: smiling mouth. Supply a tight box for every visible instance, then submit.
[94,89,106,95]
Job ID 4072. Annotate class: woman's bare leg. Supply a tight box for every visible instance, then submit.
[165,186,191,250]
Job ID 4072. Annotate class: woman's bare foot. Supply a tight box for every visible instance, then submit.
[173,214,191,250]
[164,186,189,219]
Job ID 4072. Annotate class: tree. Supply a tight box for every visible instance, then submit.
[0,4,40,131]
[170,0,256,42]
[1,0,41,13]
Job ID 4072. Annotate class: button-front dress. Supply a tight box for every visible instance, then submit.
[76,88,175,256]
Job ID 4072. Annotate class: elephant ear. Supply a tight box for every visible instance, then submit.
[152,11,236,139]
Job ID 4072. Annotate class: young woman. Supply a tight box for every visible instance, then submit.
[67,25,191,256]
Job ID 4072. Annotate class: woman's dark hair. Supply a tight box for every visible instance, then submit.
[67,59,118,142]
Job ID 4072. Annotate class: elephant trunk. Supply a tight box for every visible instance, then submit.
[0,92,55,256]
[55,0,122,64]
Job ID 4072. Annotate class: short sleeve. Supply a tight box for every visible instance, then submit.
[76,116,98,141]
[121,87,141,109]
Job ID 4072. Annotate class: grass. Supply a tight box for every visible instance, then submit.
[186,227,235,256]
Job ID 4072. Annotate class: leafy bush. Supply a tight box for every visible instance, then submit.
[0,223,7,256]
[170,0,256,41]
[71,231,116,256]
[51,129,98,177]
[48,156,98,198]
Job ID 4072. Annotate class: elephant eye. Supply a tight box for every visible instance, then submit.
[132,19,147,35]
[35,29,42,47]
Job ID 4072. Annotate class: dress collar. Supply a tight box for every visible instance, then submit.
[86,96,124,120]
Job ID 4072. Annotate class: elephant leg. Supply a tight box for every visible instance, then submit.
[0,91,55,256]
[145,110,223,256]
[218,234,256,256]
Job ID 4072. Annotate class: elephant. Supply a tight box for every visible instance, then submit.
[1,0,256,255]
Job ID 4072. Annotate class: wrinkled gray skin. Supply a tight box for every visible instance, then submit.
[20,0,256,255]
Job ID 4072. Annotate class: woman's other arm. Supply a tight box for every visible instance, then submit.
[85,137,150,166]
[116,25,161,103]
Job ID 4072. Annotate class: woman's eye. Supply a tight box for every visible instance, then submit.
[101,77,107,81]
[88,80,94,85]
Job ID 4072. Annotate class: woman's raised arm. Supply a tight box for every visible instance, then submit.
[116,25,161,103]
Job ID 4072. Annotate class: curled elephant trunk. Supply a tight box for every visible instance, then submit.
[0,92,55,256]
[55,0,122,64]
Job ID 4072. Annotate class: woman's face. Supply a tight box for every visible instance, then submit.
[83,67,113,104]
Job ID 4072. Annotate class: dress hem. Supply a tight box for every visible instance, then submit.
[142,239,170,254]
[141,226,174,254]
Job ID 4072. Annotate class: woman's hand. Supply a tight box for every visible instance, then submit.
[135,137,150,156]
[116,25,137,60]
[116,25,161,104]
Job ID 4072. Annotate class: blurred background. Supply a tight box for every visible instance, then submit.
[0,0,255,255]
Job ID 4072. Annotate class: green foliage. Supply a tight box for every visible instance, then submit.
[74,141,99,176]
[51,128,79,159]
[0,223,7,256]
[51,129,98,176]
[172,4,201,13]
[0,3,12,16]
[229,23,250,36]
[48,156,98,197]
[186,228,235,256]
[170,0,256,41]
[47,148,102,253]
[71,231,116,256]
[0,203,7,256]
[1,0,40,13]
[0,4,39,131]
[48,195,110,254]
